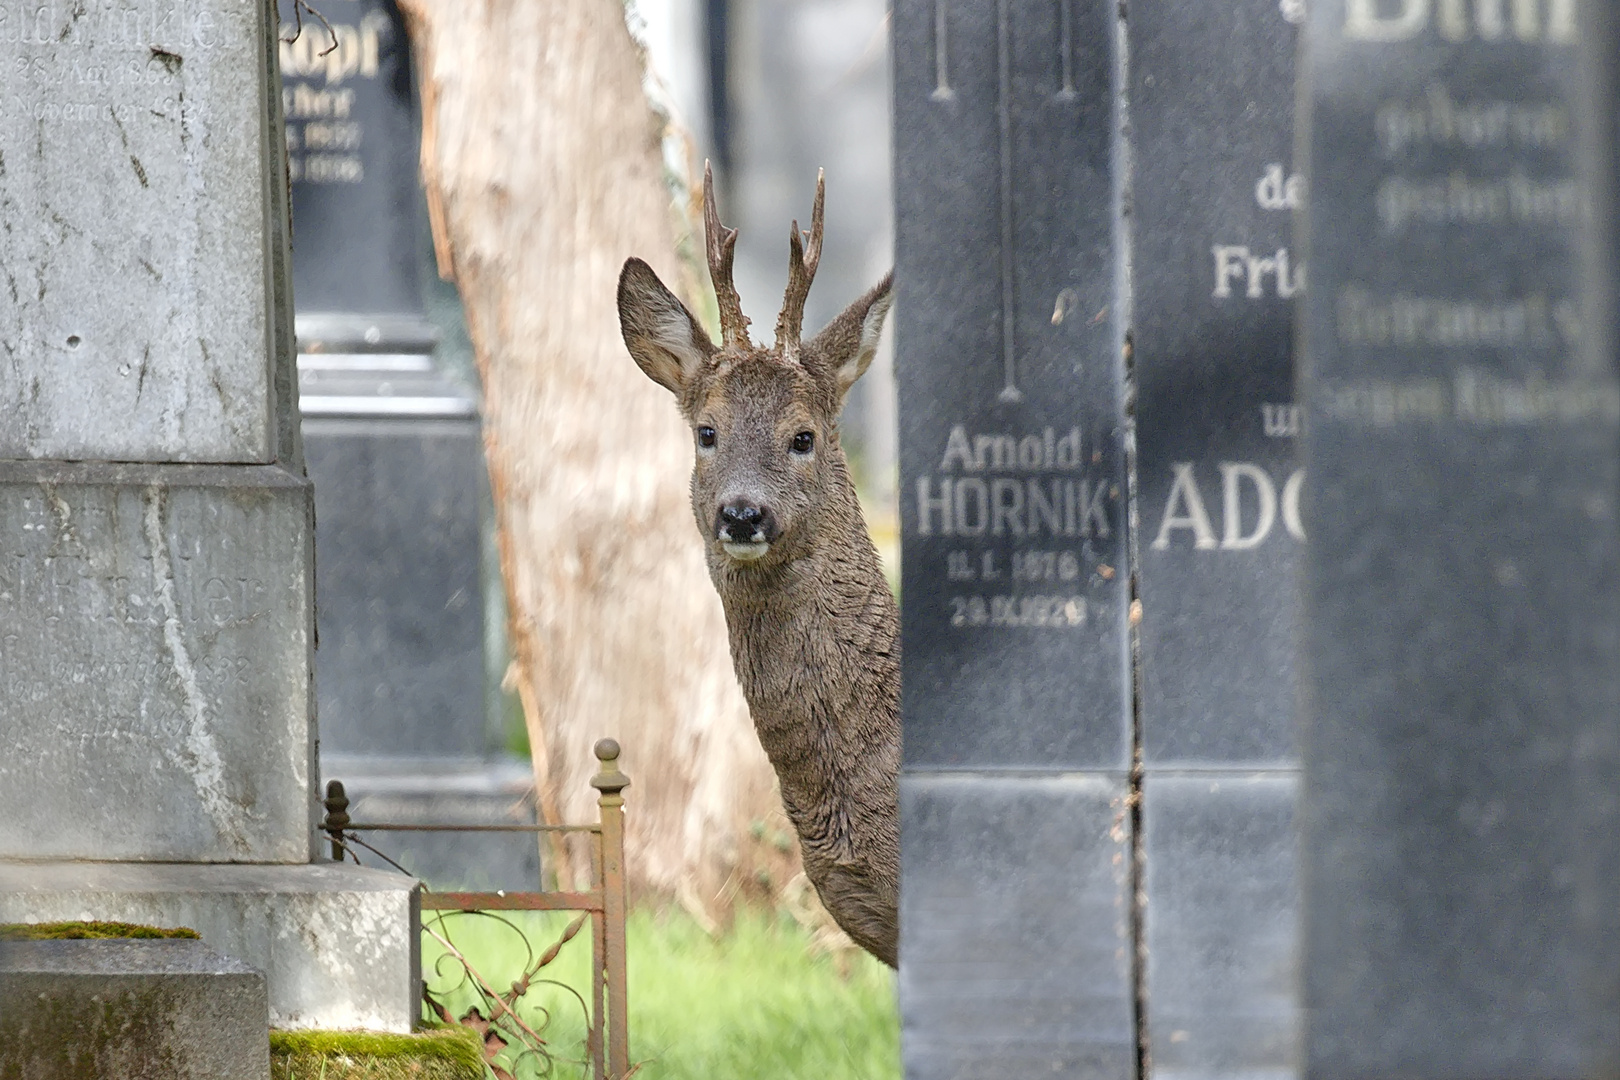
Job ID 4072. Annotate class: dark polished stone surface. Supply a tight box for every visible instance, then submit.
[304,417,487,758]
[1300,3,1620,1075]
[1133,0,1302,768]
[1142,773,1298,1080]
[900,775,1133,1080]
[1131,8,1303,1076]
[278,0,425,322]
[894,0,1131,771]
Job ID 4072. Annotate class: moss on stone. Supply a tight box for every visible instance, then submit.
[269,1028,485,1080]
[0,920,200,940]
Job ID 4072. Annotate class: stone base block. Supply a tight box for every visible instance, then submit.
[1142,771,1299,1080]
[901,773,1135,1080]
[302,416,486,759]
[0,461,317,863]
[0,862,419,1032]
[0,938,270,1080]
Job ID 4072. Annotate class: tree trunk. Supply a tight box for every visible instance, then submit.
[397,0,794,915]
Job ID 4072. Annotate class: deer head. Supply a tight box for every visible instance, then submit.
[617,164,893,569]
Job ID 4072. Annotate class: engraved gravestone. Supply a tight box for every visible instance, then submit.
[278,0,434,347]
[895,0,1134,1074]
[1300,1,1620,1074]
[0,0,418,1030]
[277,0,484,756]
[0,0,310,862]
[1130,2,1303,1076]
[0,0,290,463]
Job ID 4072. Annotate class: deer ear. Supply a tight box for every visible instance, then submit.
[807,272,893,403]
[617,258,714,393]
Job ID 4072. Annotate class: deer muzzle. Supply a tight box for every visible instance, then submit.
[717,501,776,560]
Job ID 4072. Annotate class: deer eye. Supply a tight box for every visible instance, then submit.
[791,431,815,455]
[697,426,716,448]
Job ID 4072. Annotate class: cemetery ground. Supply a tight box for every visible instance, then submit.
[254,905,898,1080]
[418,906,899,1080]
[1,906,897,1079]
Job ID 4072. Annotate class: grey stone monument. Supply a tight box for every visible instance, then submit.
[276,0,534,891]
[1131,3,1303,1077]
[895,1,1135,1075]
[0,0,418,1031]
[1300,1,1620,1076]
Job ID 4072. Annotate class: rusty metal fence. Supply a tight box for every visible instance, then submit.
[321,738,632,1080]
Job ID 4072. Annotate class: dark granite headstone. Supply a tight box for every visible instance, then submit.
[278,0,429,342]
[895,0,1133,1075]
[1134,0,1302,769]
[302,411,484,757]
[1129,4,1302,1075]
[277,0,516,888]
[896,0,1130,773]
[1300,2,1620,1075]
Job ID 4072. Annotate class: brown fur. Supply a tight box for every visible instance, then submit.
[617,253,900,966]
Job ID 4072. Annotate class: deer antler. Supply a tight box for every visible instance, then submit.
[703,161,752,350]
[775,170,824,364]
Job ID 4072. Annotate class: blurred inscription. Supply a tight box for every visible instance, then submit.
[279,8,389,184]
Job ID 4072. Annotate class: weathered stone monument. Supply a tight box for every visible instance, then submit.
[1131,2,1303,1077]
[276,0,532,890]
[1300,0,1620,1076]
[895,1,1135,1074]
[0,0,418,1031]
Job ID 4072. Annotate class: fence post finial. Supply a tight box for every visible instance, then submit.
[322,779,350,862]
[590,739,631,799]
[589,738,631,1077]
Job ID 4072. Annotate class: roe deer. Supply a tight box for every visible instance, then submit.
[615,165,899,966]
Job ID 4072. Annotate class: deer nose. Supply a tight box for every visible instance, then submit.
[717,501,774,543]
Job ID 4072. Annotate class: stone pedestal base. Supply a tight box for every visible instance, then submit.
[0,862,419,1032]
[0,461,317,864]
[0,938,270,1080]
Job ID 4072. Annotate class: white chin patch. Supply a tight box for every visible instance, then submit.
[722,541,770,562]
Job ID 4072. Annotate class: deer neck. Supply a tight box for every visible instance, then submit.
[710,469,899,804]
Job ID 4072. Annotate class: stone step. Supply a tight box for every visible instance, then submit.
[0,937,270,1080]
[0,862,419,1032]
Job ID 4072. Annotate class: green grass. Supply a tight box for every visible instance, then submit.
[421,906,899,1080]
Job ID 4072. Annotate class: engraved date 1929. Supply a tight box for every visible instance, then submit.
[950,594,1087,629]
